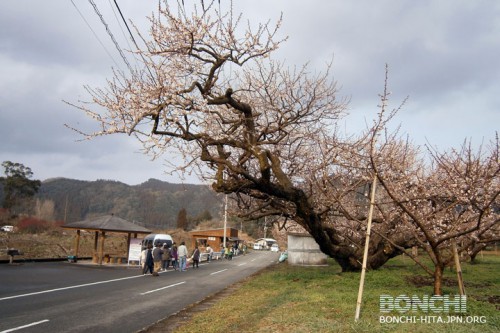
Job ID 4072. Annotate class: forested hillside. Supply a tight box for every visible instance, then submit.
[34,178,223,229]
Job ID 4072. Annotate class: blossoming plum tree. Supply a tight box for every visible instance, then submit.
[368,118,500,294]
[68,1,499,278]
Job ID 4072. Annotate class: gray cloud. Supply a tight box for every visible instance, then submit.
[1,0,498,185]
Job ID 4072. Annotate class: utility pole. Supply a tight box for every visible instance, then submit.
[64,194,69,223]
[223,193,228,249]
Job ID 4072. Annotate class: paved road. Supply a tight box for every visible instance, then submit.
[0,251,279,333]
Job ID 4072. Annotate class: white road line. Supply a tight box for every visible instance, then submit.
[237,263,247,266]
[0,319,49,333]
[140,281,186,295]
[0,275,143,302]
[210,269,228,275]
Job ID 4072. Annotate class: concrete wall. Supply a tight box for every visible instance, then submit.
[287,233,328,266]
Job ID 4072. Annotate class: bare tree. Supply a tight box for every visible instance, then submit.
[34,199,55,221]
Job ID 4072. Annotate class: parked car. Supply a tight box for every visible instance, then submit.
[1,225,14,232]
[270,243,279,252]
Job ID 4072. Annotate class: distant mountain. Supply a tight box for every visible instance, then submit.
[35,178,224,229]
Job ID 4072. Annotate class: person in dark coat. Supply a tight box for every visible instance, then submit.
[142,244,154,275]
[191,246,200,268]
[161,243,171,271]
[171,243,178,270]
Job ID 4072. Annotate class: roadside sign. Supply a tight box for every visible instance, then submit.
[128,238,142,265]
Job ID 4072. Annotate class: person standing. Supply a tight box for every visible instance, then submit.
[142,244,154,275]
[178,241,188,271]
[161,243,171,271]
[140,246,147,270]
[171,243,178,270]
[152,243,163,276]
[206,245,213,262]
[191,246,200,268]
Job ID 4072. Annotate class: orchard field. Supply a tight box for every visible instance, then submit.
[152,253,500,333]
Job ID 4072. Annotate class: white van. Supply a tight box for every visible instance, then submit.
[141,233,173,249]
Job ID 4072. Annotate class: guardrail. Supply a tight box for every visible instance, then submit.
[0,256,92,264]
[200,252,223,261]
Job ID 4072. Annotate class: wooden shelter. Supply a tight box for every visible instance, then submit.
[62,214,151,265]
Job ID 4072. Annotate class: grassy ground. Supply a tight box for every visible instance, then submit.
[173,253,499,333]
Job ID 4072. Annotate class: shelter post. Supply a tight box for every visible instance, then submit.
[126,233,132,259]
[93,231,99,263]
[74,230,80,257]
[99,231,106,265]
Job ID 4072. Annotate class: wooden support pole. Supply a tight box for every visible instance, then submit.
[452,239,466,295]
[355,174,378,322]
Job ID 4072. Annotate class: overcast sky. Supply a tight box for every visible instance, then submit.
[1,1,499,185]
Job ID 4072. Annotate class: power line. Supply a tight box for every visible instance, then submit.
[70,0,122,69]
[113,0,156,81]
[107,0,136,61]
[88,0,133,73]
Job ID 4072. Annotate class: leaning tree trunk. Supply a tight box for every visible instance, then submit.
[303,214,400,272]
[469,243,487,264]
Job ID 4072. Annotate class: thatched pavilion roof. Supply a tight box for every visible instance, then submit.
[62,214,151,234]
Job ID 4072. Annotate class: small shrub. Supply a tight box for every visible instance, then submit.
[17,217,50,233]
